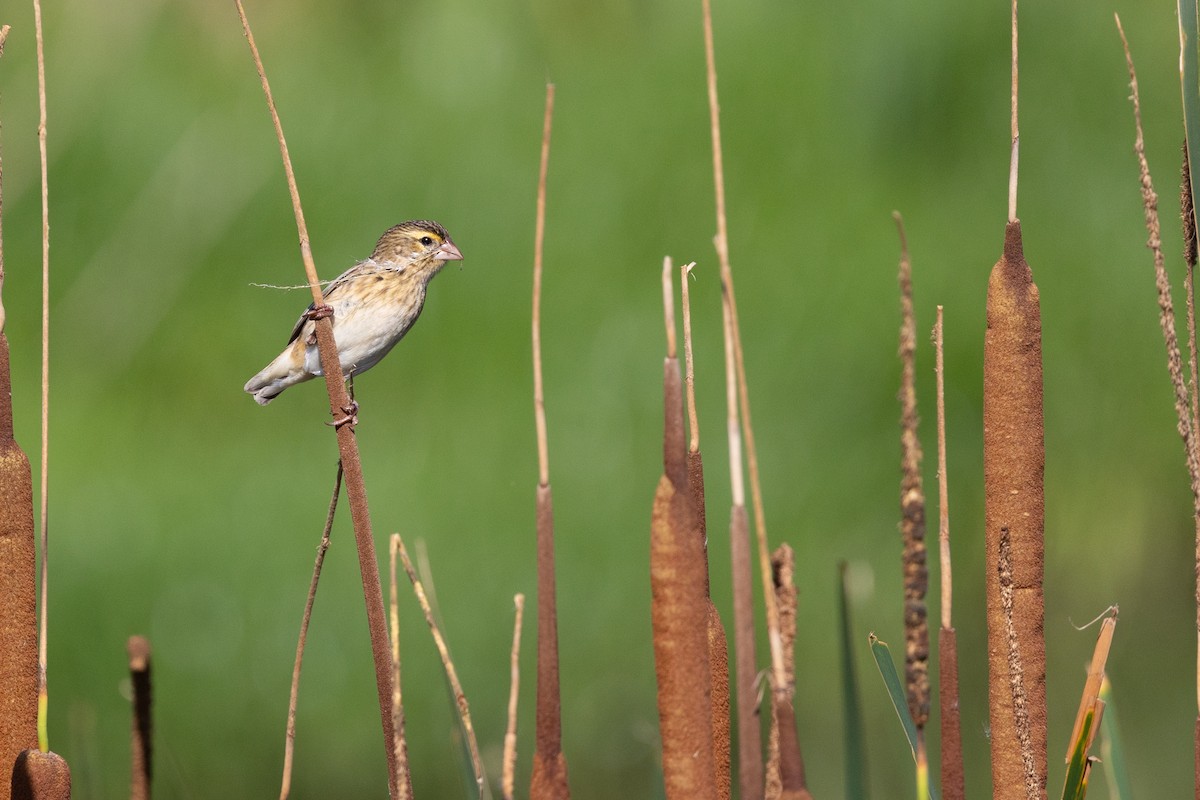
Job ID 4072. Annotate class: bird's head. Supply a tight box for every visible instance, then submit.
[371,220,463,271]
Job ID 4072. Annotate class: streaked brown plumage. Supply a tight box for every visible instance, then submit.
[244,220,463,405]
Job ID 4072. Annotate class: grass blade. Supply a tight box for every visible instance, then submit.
[868,634,938,800]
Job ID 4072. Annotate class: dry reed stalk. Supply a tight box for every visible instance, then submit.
[933,308,964,800]
[651,263,717,799]
[0,25,38,799]
[387,535,413,800]
[33,0,51,749]
[528,83,570,800]
[701,5,791,761]
[894,213,930,733]
[984,2,1047,794]
[1119,19,1200,764]
[127,636,152,800]
[722,294,761,799]
[233,5,399,794]
[503,594,526,800]
[395,536,487,795]
[9,751,68,800]
[680,263,732,800]
[765,545,811,800]
[1182,147,1200,451]
[280,462,343,800]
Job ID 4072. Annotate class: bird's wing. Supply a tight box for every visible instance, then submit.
[284,262,366,345]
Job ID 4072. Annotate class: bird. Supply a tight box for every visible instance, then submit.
[244,219,463,406]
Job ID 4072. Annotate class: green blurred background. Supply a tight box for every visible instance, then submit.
[0,0,1190,796]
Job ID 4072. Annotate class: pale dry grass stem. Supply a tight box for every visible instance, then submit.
[503,594,526,800]
[234,3,398,793]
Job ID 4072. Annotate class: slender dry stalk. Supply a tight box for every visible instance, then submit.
[1119,12,1200,721]
[984,1,1046,795]
[0,22,9,327]
[894,213,930,734]
[10,751,69,800]
[395,536,486,796]
[681,263,700,453]
[702,0,786,704]
[0,25,40,800]
[1008,0,1019,222]
[279,463,343,800]
[721,291,761,800]
[933,308,964,800]
[33,0,51,746]
[127,636,152,800]
[234,5,398,794]
[503,594,526,800]
[528,82,570,800]
[680,262,731,800]
[387,535,412,800]
[651,265,717,800]
[1182,147,1200,453]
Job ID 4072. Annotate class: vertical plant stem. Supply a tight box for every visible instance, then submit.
[280,462,343,800]
[387,535,412,800]
[503,594,526,800]
[32,0,51,752]
[234,5,397,794]
[933,308,965,800]
[396,537,487,796]
[0,25,40,800]
[127,636,152,800]
[722,292,762,799]
[1121,12,1200,747]
[529,82,570,800]
[1008,0,1019,222]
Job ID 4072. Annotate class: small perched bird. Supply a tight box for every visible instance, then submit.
[245,219,463,406]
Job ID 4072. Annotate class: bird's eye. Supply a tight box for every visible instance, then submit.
[419,236,434,246]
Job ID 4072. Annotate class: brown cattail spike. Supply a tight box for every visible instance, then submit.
[895,213,930,731]
[983,221,1047,800]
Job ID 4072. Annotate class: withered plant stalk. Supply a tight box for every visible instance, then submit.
[395,536,486,795]
[983,1,1047,795]
[33,0,50,749]
[765,545,811,800]
[387,534,413,800]
[933,307,964,800]
[234,4,398,794]
[503,594,526,800]
[651,264,717,799]
[0,24,40,800]
[680,262,732,800]
[1117,19,1200,785]
[529,82,570,800]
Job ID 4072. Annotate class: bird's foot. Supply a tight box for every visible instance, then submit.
[326,400,359,430]
[304,304,335,346]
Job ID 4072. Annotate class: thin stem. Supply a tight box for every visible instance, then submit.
[388,535,412,800]
[396,537,487,796]
[662,257,677,360]
[680,262,700,452]
[280,462,342,800]
[702,0,786,696]
[934,307,951,627]
[234,4,398,793]
[503,594,526,800]
[1008,0,1020,222]
[0,23,9,332]
[532,83,554,488]
[33,0,51,748]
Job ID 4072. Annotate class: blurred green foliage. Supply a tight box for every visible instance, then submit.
[0,0,1190,796]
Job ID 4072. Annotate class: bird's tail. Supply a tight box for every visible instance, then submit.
[244,351,311,406]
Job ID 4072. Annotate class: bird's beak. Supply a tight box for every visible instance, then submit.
[436,240,464,261]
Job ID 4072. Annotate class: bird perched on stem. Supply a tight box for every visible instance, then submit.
[245,219,463,406]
